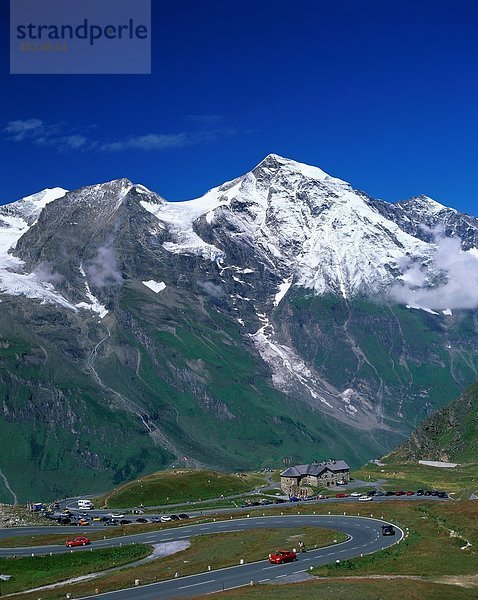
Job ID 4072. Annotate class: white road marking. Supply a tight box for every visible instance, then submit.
[178,579,215,590]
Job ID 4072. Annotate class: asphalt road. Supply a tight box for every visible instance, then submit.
[61,492,446,521]
[0,515,404,599]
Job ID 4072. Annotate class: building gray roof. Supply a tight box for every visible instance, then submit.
[281,460,349,478]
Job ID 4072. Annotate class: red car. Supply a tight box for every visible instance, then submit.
[335,493,348,498]
[66,536,90,547]
[406,491,414,496]
[269,549,297,564]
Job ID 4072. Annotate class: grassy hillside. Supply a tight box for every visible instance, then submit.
[100,469,266,508]
[389,382,478,463]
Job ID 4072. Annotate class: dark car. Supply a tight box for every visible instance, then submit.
[57,516,71,524]
[375,491,385,496]
[275,498,286,504]
[437,491,448,498]
[367,491,376,496]
[416,489,424,496]
[381,525,395,536]
[385,491,395,496]
[178,514,190,519]
[104,519,119,526]
[120,519,131,525]
[136,517,149,523]
[424,490,433,496]
[169,514,180,521]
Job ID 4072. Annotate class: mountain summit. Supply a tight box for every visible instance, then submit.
[1,155,478,501]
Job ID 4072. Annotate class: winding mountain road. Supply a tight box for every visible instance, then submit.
[0,514,404,599]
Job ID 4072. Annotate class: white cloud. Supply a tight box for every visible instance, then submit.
[3,118,237,154]
[199,281,224,299]
[86,244,123,288]
[101,133,190,152]
[391,229,478,310]
[3,118,44,141]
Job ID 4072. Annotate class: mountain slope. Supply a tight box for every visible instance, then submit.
[1,155,478,501]
[389,382,478,463]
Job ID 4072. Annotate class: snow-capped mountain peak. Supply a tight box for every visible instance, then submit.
[253,153,335,183]
[399,194,451,215]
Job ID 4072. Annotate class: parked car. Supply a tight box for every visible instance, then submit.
[268,549,297,564]
[416,489,424,496]
[57,516,71,525]
[78,518,90,526]
[358,495,372,502]
[120,519,131,525]
[350,492,361,497]
[385,491,395,496]
[169,514,180,521]
[178,514,190,520]
[289,496,300,502]
[66,536,90,547]
[160,515,172,522]
[109,513,124,518]
[104,519,119,526]
[381,525,395,536]
[135,517,148,523]
[406,491,414,496]
[437,491,448,498]
[335,493,347,498]
[274,498,286,504]
[375,491,385,496]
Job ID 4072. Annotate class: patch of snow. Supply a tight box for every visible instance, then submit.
[140,177,241,261]
[418,460,458,468]
[76,264,108,318]
[406,304,440,315]
[0,188,76,309]
[142,280,166,294]
[274,277,293,307]
[442,308,453,316]
[251,317,333,409]
[468,247,478,258]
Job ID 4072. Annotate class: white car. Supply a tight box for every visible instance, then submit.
[109,513,124,518]
[350,492,361,497]
[358,495,373,502]
[160,515,172,522]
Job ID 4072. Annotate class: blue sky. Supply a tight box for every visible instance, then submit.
[1,0,477,214]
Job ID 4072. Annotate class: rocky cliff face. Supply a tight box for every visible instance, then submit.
[1,154,478,501]
[388,382,478,462]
